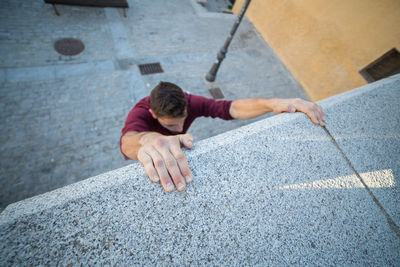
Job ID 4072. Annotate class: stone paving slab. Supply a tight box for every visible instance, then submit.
[0,0,113,68]
[3,60,116,83]
[0,69,5,85]
[320,74,400,226]
[104,7,134,59]
[1,104,399,265]
[0,70,141,207]
[124,0,260,59]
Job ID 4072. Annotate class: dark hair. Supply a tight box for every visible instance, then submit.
[150,81,187,118]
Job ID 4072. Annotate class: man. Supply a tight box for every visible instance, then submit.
[121,81,325,192]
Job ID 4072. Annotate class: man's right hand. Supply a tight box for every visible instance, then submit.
[137,133,194,192]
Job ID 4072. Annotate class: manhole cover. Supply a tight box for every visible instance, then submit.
[54,38,85,56]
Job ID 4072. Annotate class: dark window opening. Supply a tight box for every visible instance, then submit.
[360,48,400,83]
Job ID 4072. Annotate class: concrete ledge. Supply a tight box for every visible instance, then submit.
[320,73,400,226]
[1,75,399,265]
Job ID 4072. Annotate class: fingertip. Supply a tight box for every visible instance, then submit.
[185,133,194,142]
[177,182,186,191]
[186,141,193,149]
[165,182,175,192]
[185,175,192,183]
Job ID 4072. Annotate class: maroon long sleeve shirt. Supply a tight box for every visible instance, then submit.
[120,93,233,158]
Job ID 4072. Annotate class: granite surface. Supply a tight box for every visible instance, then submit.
[1,76,400,265]
[321,74,400,226]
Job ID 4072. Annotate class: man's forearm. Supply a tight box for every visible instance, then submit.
[229,98,277,120]
[230,97,326,126]
[121,131,163,160]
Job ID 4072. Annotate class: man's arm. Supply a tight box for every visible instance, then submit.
[229,98,326,126]
[121,131,160,160]
[121,131,194,192]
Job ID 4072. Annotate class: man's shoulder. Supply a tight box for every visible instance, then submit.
[134,96,150,108]
[185,93,213,105]
[128,96,152,118]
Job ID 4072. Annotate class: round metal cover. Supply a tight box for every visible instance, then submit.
[54,38,85,56]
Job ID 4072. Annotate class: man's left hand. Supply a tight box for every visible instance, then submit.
[273,98,326,126]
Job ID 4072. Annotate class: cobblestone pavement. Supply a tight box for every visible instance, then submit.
[0,0,308,208]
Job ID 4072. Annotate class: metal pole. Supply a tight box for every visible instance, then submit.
[205,0,251,82]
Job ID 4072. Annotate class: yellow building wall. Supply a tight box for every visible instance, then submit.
[233,0,400,100]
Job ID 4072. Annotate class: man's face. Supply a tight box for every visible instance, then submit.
[149,108,188,133]
[157,115,187,133]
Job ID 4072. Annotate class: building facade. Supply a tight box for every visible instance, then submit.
[233,0,400,100]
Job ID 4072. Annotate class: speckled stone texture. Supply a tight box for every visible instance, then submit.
[321,73,400,226]
[1,76,400,265]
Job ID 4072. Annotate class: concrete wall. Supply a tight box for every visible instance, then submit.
[1,75,399,265]
[233,0,400,100]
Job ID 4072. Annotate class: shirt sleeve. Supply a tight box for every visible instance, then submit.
[120,106,154,160]
[121,107,153,136]
[189,94,234,120]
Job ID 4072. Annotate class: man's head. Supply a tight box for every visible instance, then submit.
[149,82,188,133]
